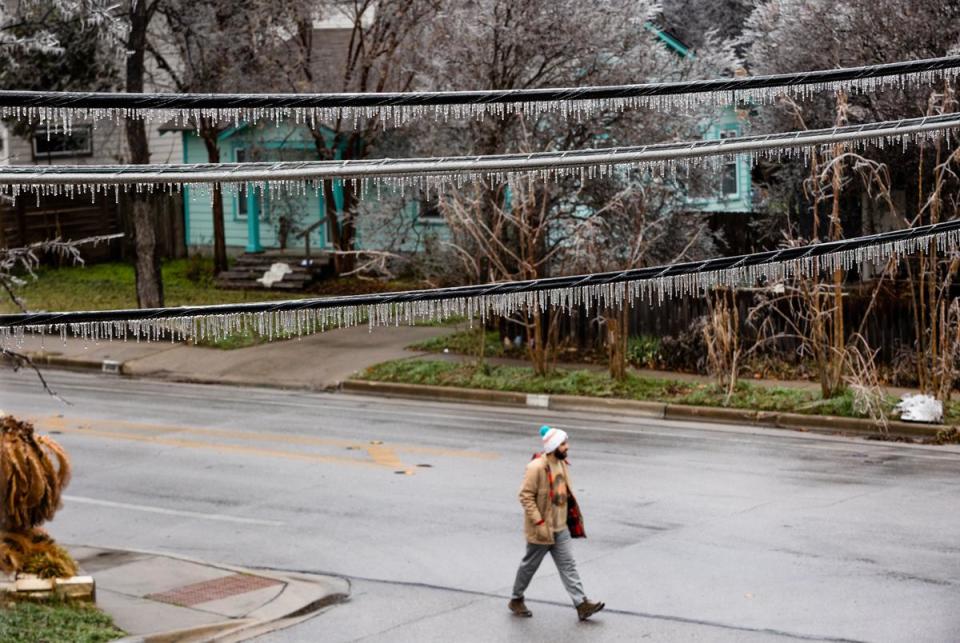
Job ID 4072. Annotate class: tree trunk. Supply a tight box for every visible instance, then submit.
[339,180,357,273]
[527,307,548,377]
[828,141,846,396]
[130,198,163,307]
[125,0,163,308]
[210,183,227,275]
[606,305,627,380]
[321,179,343,272]
[201,130,228,275]
[312,130,358,277]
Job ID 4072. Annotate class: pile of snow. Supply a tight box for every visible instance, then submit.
[895,394,943,424]
[257,262,293,288]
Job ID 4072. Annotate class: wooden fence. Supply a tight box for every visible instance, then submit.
[501,279,942,366]
[0,193,185,262]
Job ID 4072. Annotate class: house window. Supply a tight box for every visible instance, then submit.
[32,125,93,159]
[236,149,251,219]
[719,129,738,198]
[418,199,444,223]
[237,188,250,218]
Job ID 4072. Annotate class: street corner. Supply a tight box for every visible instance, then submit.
[68,545,349,642]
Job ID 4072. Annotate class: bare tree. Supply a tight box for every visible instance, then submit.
[122,0,166,306]
[1,234,121,400]
[743,0,960,401]
[440,176,569,375]
[565,176,716,379]
[905,86,960,399]
[154,0,302,274]
[273,0,441,275]
[410,0,734,374]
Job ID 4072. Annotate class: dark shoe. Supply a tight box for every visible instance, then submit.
[576,599,605,621]
[509,598,532,617]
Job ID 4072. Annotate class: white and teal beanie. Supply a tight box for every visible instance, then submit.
[540,425,568,454]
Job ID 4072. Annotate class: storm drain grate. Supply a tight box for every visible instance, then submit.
[147,573,283,607]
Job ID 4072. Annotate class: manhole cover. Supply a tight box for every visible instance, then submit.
[147,573,282,607]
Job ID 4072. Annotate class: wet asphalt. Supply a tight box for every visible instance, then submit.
[2,368,959,642]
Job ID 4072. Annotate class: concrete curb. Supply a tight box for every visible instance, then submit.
[341,379,949,440]
[341,378,529,406]
[13,351,331,393]
[114,620,253,643]
[78,545,349,643]
[16,350,948,440]
[22,351,111,372]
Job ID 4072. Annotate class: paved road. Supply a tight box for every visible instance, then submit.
[2,369,959,642]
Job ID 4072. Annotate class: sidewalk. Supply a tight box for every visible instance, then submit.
[13,325,450,390]
[70,545,348,643]
[9,325,950,440]
[11,324,921,397]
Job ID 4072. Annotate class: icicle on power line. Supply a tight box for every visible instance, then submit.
[0,113,958,201]
[0,55,958,131]
[2,219,959,349]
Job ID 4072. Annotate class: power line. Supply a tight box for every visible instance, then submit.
[1,113,958,199]
[1,55,956,128]
[2,219,958,346]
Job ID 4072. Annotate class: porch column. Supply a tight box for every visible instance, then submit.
[245,187,263,253]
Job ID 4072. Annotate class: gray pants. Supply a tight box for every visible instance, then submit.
[511,529,585,605]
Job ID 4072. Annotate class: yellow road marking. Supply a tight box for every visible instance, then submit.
[366,443,413,475]
[27,414,497,460]
[21,412,499,474]
[47,425,388,469]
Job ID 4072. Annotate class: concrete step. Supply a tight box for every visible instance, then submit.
[215,252,330,291]
[233,255,330,267]
[215,279,309,291]
[218,268,311,279]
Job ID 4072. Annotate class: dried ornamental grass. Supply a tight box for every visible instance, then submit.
[1,529,77,579]
[0,414,74,577]
[0,415,71,533]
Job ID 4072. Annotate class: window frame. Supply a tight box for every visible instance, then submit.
[718,128,739,199]
[234,148,256,221]
[417,199,445,225]
[32,125,94,160]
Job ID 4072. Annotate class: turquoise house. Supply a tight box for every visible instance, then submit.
[685,105,754,213]
[176,120,442,255]
[650,25,754,214]
[180,122,340,253]
[177,29,751,255]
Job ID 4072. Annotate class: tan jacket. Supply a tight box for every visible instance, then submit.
[518,454,579,545]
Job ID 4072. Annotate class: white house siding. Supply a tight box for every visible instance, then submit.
[0,124,9,165]
[149,126,182,166]
[0,119,177,168]
[3,120,126,166]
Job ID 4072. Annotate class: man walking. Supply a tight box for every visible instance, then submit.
[509,425,605,621]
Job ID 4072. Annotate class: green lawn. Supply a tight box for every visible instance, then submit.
[359,358,937,421]
[2,259,438,347]
[0,599,124,643]
[2,257,443,314]
[408,327,518,358]
[409,327,654,365]
[1,257,304,314]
